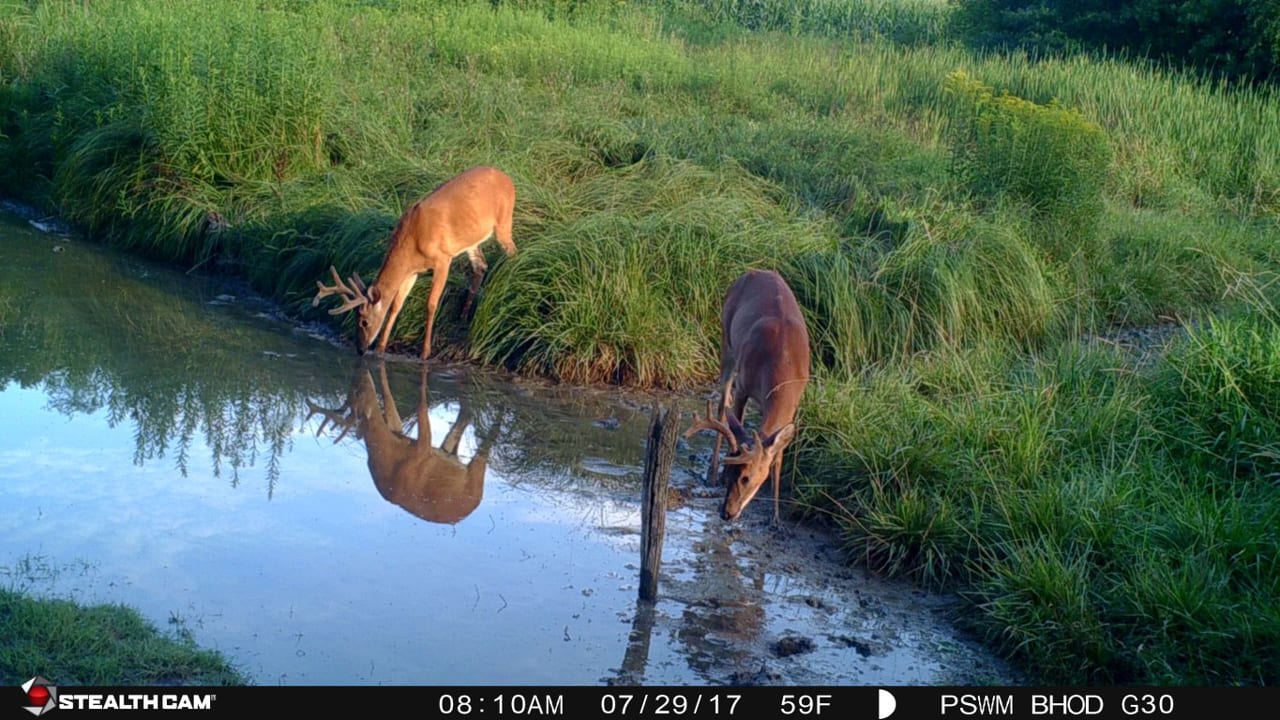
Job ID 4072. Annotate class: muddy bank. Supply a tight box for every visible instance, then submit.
[618,484,1024,685]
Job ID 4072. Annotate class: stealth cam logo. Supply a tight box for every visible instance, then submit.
[22,676,57,716]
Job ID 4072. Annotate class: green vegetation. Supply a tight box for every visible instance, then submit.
[951,0,1280,87]
[2,0,1278,685]
[793,296,1280,683]
[2,556,247,685]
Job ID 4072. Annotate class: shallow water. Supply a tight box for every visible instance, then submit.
[0,211,1018,686]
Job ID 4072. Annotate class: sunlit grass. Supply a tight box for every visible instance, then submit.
[793,295,1280,684]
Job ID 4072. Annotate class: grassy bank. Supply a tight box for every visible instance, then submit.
[2,0,1277,684]
[793,298,1280,683]
[2,574,247,685]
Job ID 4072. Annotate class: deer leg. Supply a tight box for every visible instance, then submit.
[414,363,431,443]
[722,389,754,488]
[375,360,404,430]
[422,262,451,359]
[460,246,488,320]
[496,214,516,257]
[704,372,736,485]
[441,404,471,456]
[707,432,724,486]
[729,387,748,431]
[376,277,416,354]
[770,452,783,525]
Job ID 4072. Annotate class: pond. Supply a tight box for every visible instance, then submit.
[0,208,1019,686]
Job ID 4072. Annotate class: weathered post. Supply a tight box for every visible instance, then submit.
[639,402,679,601]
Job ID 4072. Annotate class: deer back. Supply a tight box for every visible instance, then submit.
[375,165,516,287]
[721,269,810,432]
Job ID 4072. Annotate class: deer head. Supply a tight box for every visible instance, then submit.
[312,266,385,354]
[684,398,796,521]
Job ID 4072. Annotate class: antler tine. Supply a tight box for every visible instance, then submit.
[312,265,369,315]
[312,266,348,306]
[682,398,739,453]
[305,399,355,443]
[303,399,327,431]
[721,429,766,466]
[329,421,354,444]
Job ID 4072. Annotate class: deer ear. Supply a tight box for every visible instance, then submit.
[367,286,381,305]
[766,423,796,448]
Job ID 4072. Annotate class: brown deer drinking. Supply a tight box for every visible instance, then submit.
[313,166,516,358]
[307,360,499,526]
[684,269,811,523]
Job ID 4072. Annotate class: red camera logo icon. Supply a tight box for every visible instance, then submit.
[21,676,57,716]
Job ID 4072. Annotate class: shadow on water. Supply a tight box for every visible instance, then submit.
[0,211,1020,686]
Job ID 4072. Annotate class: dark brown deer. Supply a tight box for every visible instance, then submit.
[684,269,811,522]
[313,166,516,358]
[307,360,499,525]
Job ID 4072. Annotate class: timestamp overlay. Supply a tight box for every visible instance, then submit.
[50,685,1273,718]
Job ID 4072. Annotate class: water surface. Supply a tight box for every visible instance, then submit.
[0,211,1018,686]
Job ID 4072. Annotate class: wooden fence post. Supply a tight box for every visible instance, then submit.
[639,402,679,602]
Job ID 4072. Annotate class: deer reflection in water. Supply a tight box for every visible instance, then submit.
[307,359,500,525]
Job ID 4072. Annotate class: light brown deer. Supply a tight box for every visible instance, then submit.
[307,360,499,525]
[684,269,810,523]
[313,165,516,358]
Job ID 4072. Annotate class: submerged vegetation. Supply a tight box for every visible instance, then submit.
[2,0,1278,684]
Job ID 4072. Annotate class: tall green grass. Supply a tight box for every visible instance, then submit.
[794,314,1280,683]
[785,203,1066,379]
[471,157,833,387]
[944,70,1111,244]
[664,0,953,45]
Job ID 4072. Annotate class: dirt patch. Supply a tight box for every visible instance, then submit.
[1084,319,1189,367]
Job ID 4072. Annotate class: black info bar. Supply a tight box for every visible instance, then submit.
[12,685,1271,718]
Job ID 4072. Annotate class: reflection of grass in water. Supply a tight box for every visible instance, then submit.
[0,553,91,588]
[0,232,347,494]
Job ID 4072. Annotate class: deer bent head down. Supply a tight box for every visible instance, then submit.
[312,166,516,358]
[684,269,810,522]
